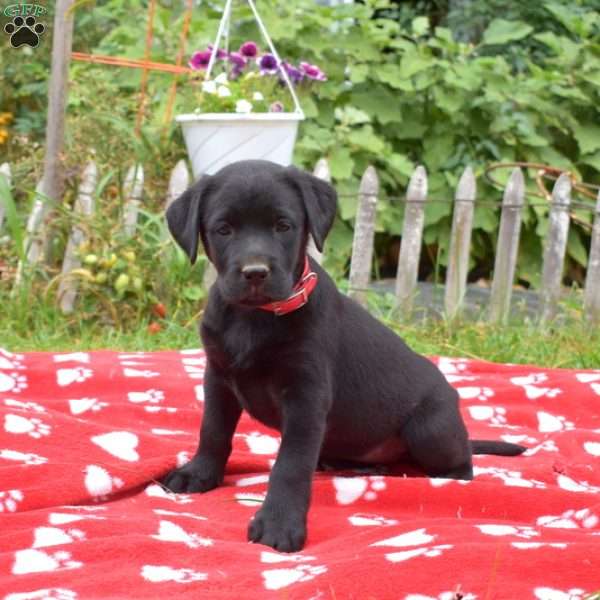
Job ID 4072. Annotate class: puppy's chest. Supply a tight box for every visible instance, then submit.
[229,373,282,430]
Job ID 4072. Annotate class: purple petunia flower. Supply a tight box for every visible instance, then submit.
[269,101,284,113]
[258,53,279,75]
[240,41,258,58]
[300,61,327,81]
[228,51,247,71]
[189,50,212,70]
[208,45,228,60]
[281,61,304,84]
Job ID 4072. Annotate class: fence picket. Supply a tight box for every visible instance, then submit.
[0,163,11,233]
[584,188,600,325]
[489,168,525,324]
[348,166,379,306]
[122,164,144,238]
[14,181,45,287]
[57,161,98,314]
[394,165,428,314]
[309,158,331,265]
[165,159,190,210]
[540,173,571,323]
[444,166,476,318]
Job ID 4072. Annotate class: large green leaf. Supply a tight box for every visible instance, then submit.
[481,19,533,46]
[329,147,354,180]
[572,123,600,155]
[347,126,386,154]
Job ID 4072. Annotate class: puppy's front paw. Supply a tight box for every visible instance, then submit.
[161,456,223,494]
[248,506,306,553]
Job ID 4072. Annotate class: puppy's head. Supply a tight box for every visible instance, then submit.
[166,160,337,307]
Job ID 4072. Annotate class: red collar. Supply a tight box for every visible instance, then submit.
[258,257,318,316]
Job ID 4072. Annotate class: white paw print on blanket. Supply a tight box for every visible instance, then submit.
[262,565,328,591]
[348,513,399,527]
[523,440,559,456]
[370,528,452,563]
[5,588,78,600]
[68,397,108,415]
[534,587,585,600]
[54,352,90,364]
[537,411,574,433]
[83,465,124,499]
[91,431,139,462]
[241,431,281,455]
[436,357,469,375]
[57,367,93,387]
[12,549,82,575]
[0,449,47,466]
[476,524,539,538]
[537,508,599,530]
[141,564,207,584]
[0,372,28,393]
[0,348,25,370]
[583,441,600,457]
[151,520,213,549]
[556,475,600,494]
[4,414,51,439]
[467,405,506,426]
[457,386,494,401]
[128,389,164,404]
[0,489,23,512]
[405,592,476,600]
[333,475,386,505]
[575,372,600,397]
[33,526,86,548]
[145,484,193,504]
[510,373,562,400]
[473,466,546,489]
[4,398,46,413]
[260,551,326,591]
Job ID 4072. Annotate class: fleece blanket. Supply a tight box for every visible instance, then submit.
[0,347,599,600]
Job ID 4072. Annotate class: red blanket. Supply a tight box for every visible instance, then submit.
[1,347,599,599]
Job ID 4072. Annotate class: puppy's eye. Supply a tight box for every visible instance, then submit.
[275,220,291,232]
[216,224,232,236]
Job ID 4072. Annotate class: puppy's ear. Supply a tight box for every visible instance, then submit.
[165,176,213,264]
[285,167,337,252]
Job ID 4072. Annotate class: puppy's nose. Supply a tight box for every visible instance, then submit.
[241,264,270,283]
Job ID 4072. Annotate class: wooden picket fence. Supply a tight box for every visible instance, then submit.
[1,158,599,325]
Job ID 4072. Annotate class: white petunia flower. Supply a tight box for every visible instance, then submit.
[214,72,229,85]
[201,80,217,94]
[235,99,253,113]
[252,91,264,101]
[217,85,231,97]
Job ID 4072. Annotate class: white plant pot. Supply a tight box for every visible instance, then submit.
[176,112,305,177]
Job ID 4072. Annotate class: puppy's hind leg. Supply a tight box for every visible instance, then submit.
[401,387,473,480]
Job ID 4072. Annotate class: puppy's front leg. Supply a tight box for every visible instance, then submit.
[248,387,328,553]
[162,365,241,493]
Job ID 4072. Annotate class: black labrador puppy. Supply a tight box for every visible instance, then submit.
[163,159,525,552]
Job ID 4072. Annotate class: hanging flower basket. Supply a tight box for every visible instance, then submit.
[176,111,304,176]
[176,0,325,178]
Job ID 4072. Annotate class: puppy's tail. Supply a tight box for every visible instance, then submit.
[470,440,526,456]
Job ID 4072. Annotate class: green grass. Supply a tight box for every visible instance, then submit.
[1,286,599,369]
